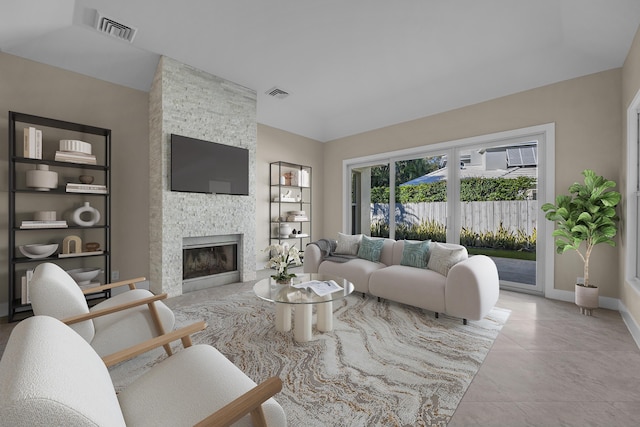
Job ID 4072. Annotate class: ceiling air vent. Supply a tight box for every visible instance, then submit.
[94,11,137,43]
[265,87,290,99]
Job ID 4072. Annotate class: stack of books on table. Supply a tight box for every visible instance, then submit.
[23,127,42,159]
[66,183,107,194]
[20,220,68,229]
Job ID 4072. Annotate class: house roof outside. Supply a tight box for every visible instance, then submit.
[401,145,538,186]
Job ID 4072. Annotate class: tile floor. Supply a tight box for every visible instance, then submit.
[1,280,639,426]
[449,291,640,426]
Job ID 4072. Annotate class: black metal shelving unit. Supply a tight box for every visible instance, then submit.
[7,111,111,321]
[269,161,312,250]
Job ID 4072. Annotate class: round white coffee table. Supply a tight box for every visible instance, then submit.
[253,273,354,342]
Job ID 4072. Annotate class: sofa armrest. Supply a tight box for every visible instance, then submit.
[445,255,499,321]
[303,243,322,273]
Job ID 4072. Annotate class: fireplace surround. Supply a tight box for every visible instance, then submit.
[182,235,242,293]
[149,56,257,297]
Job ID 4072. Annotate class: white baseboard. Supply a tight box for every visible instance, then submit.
[619,300,640,350]
[545,288,620,310]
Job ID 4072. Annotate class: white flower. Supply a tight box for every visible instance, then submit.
[264,243,302,275]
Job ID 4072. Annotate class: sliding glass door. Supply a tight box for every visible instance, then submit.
[393,155,448,241]
[455,141,539,292]
[345,126,552,295]
[350,162,389,236]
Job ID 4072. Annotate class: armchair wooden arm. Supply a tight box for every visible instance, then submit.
[62,293,168,325]
[81,277,147,295]
[194,377,283,427]
[102,320,207,367]
[63,292,174,357]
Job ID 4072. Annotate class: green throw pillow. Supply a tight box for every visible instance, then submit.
[357,235,385,262]
[400,240,431,268]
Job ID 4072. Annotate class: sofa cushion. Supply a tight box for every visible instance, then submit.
[369,265,446,313]
[400,240,431,268]
[357,235,385,262]
[118,345,286,427]
[318,258,386,293]
[335,233,362,255]
[427,242,468,276]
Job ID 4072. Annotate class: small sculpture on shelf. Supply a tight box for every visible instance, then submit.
[62,235,83,255]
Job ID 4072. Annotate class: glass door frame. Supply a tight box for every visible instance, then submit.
[343,123,555,296]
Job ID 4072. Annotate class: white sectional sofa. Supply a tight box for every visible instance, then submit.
[304,235,500,324]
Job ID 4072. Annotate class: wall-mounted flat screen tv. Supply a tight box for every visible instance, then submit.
[171,134,249,196]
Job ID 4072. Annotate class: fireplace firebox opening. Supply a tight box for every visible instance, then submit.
[182,234,242,292]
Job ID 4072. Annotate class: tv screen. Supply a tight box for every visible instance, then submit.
[171,134,249,195]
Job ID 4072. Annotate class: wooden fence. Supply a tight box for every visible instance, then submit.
[372,200,538,234]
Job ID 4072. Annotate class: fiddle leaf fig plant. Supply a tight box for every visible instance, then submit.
[541,169,621,287]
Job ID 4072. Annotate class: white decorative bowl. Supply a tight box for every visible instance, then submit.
[60,139,92,155]
[19,243,58,259]
[66,268,101,285]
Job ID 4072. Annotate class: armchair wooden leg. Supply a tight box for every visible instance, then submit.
[250,407,268,427]
[147,301,172,356]
[181,334,193,348]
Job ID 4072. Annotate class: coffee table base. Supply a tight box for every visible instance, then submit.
[275,303,291,332]
[275,301,333,342]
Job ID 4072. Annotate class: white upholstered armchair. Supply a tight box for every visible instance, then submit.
[0,316,287,426]
[29,262,176,357]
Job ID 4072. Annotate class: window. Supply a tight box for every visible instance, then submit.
[625,89,640,293]
[344,124,555,296]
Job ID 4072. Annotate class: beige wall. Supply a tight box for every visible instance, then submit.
[621,26,640,326]
[323,69,623,298]
[1,31,637,323]
[256,124,324,265]
[0,52,150,311]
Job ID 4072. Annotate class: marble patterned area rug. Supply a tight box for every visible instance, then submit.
[110,291,510,427]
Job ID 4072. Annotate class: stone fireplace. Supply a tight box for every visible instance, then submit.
[148,56,257,297]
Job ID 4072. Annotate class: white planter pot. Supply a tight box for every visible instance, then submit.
[575,284,598,316]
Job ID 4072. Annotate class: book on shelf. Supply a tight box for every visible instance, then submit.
[286,215,309,221]
[21,269,34,304]
[20,220,68,229]
[292,279,343,296]
[55,150,97,165]
[66,183,107,194]
[23,127,42,159]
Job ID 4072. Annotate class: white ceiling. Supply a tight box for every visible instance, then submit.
[2,0,640,142]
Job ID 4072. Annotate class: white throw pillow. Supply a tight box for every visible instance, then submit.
[427,242,467,276]
[334,233,362,255]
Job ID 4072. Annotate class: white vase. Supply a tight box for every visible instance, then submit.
[279,223,292,237]
[72,202,100,227]
[26,164,58,191]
